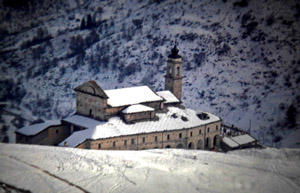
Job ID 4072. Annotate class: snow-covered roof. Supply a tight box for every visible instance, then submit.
[231,134,256,145]
[104,86,163,107]
[222,137,239,148]
[16,120,61,136]
[122,104,154,114]
[63,115,104,129]
[59,107,221,147]
[156,90,180,104]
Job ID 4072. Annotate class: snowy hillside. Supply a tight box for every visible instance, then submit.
[0,0,300,146]
[0,143,300,193]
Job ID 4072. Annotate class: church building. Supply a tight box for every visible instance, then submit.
[16,46,221,150]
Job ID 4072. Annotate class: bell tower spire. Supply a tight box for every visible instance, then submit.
[165,45,183,100]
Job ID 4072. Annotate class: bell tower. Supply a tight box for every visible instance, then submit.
[165,45,183,100]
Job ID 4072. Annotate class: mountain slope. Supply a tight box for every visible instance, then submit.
[0,0,299,146]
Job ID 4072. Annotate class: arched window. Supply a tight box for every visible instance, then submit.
[169,65,172,74]
[89,109,92,116]
[176,66,180,75]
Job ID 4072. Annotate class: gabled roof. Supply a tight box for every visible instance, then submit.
[156,90,180,104]
[104,86,163,107]
[16,120,61,136]
[74,80,108,99]
[122,104,154,114]
[231,134,256,145]
[63,115,105,129]
[59,107,221,148]
[222,137,239,148]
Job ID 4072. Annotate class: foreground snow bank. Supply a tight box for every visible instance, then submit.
[0,143,299,193]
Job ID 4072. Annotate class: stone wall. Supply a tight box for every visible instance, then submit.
[76,92,107,120]
[141,101,164,111]
[79,120,221,151]
[123,111,156,123]
[16,125,69,146]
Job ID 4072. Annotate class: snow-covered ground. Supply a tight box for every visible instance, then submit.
[0,143,299,193]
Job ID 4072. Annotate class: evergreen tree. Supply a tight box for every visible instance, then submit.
[80,18,86,30]
[86,14,94,29]
[287,104,297,126]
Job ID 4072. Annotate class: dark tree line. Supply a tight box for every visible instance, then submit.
[69,30,99,57]
[80,14,96,30]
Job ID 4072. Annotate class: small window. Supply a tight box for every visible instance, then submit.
[208,127,210,133]
[142,137,145,143]
[190,131,193,137]
[124,140,127,146]
[113,141,116,147]
[131,139,135,144]
[155,136,158,142]
[216,125,218,131]
[98,144,101,149]
[167,135,170,140]
[176,66,180,75]
[179,133,182,139]
[199,130,201,135]
[56,129,59,134]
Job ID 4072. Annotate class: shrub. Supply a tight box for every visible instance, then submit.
[85,30,99,47]
[266,15,275,26]
[233,0,248,7]
[286,104,297,126]
[217,43,231,55]
[193,53,206,67]
[21,28,52,49]
[132,19,143,29]
[69,34,85,56]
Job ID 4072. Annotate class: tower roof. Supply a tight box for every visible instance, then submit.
[168,45,182,59]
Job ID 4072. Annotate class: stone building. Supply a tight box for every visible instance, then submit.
[15,121,69,146]
[16,45,222,150]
